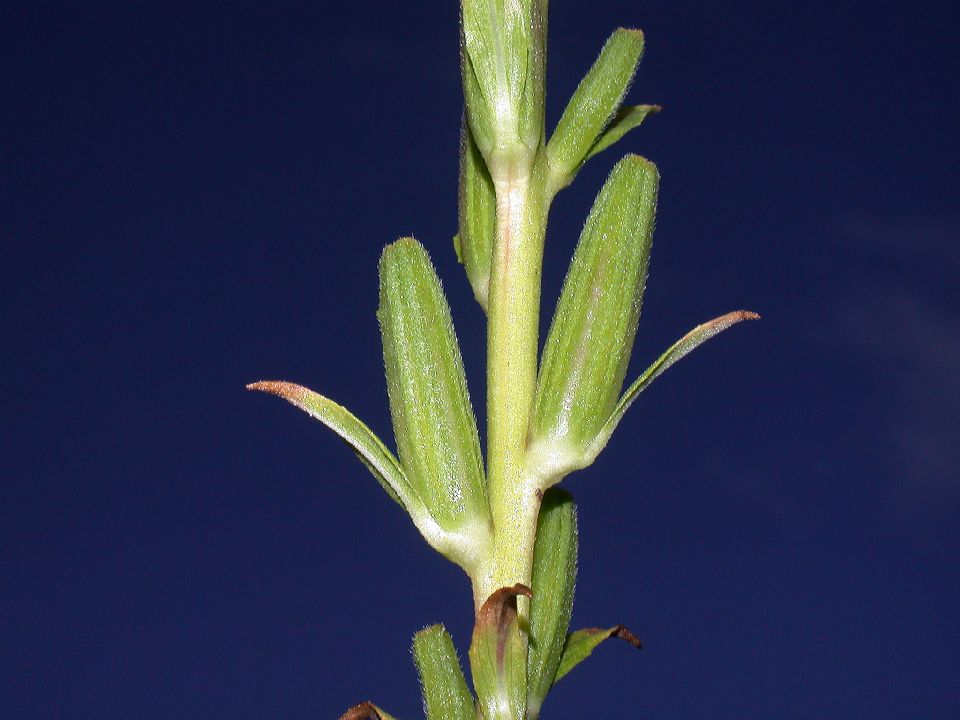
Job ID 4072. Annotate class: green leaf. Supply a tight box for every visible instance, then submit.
[529,156,658,485]
[526,489,577,716]
[546,28,645,189]
[456,121,497,310]
[247,381,465,557]
[413,625,476,720]
[585,310,760,462]
[554,625,642,685]
[246,381,409,508]
[469,584,533,720]
[378,238,491,567]
[339,701,401,720]
[461,0,543,169]
[584,104,661,161]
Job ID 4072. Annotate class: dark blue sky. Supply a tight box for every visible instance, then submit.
[4,2,958,718]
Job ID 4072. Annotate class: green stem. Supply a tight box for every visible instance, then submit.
[476,154,550,608]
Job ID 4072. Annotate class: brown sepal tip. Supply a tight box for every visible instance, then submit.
[584,624,643,650]
[478,583,533,616]
[245,380,307,402]
[339,701,386,720]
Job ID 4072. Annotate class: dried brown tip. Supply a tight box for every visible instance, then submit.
[339,701,385,720]
[478,583,533,612]
[582,624,643,650]
[245,380,308,401]
[610,624,643,649]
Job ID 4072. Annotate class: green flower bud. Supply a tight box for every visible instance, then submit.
[529,155,658,482]
[547,29,647,190]
[378,238,491,567]
[461,0,546,176]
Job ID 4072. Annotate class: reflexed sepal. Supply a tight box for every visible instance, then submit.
[378,238,492,570]
[413,625,476,720]
[460,0,545,173]
[339,701,400,720]
[529,156,658,486]
[526,489,578,716]
[455,121,496,310]
[469,584,533,720]
[584,310,761,463]
[546,29,646,190]
[553,625,642,685]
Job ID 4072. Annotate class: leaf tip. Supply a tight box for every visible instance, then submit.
[339,702,389,720]
[611,624,643,649]
[246,380,307,402]
[615,26,645,41]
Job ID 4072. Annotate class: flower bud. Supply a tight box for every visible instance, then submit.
[461,0,546,175]
[546,29,646,188]
[378,238,490,561]
[529,155,658,481]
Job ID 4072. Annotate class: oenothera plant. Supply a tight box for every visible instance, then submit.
[250,3,757,719]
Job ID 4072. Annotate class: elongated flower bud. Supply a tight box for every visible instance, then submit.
[461,0,546,175]
[547,29,646,188]
[378,238,490,554]
[529,155,658,482]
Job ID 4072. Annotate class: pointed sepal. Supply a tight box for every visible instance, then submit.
[413,624,476,720]
[378,238,491,570]
[529,156,658,486]
[526,489,578,717]
[469,584,533,720]
[553,625,642,684]
[546,29,646,190]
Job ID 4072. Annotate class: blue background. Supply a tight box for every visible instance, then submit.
[4,1,958,718]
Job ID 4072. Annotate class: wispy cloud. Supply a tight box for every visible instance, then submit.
[830,213,960,516]
[837,211,960,269]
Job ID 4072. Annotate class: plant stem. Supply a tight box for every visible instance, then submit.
[477,154,550,608]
